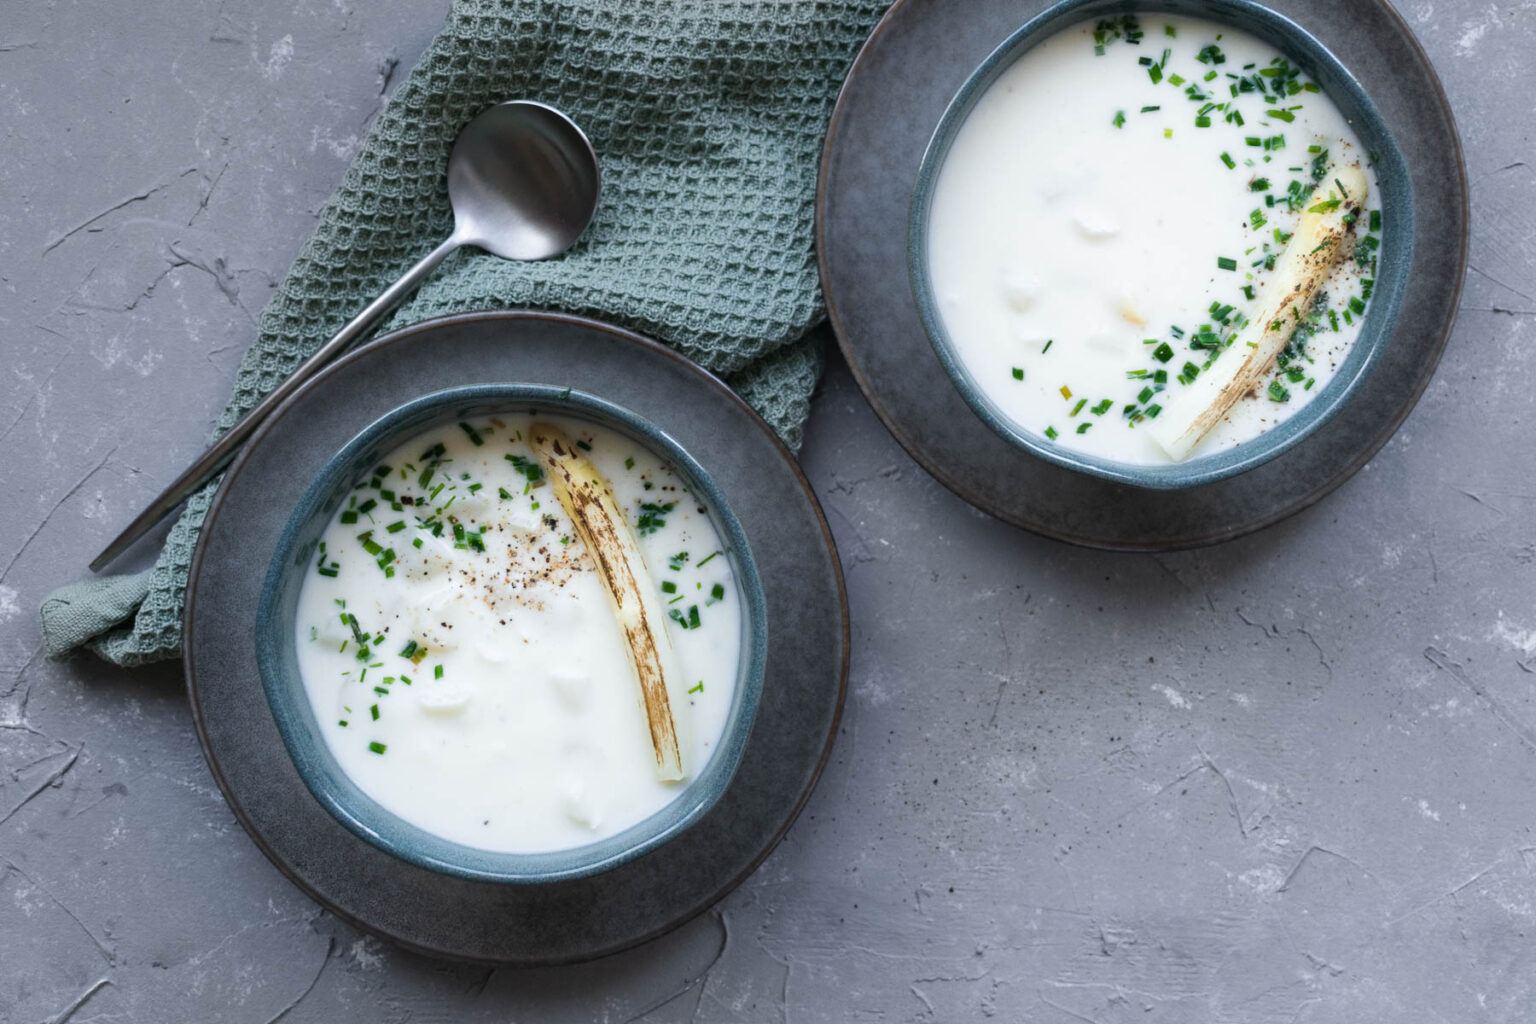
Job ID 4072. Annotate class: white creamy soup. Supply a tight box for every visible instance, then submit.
[293,413,743,854]
[927,13,1382,464]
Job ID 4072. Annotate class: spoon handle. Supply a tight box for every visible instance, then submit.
[89,234,462,572]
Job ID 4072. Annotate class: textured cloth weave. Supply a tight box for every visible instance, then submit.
[41,0,889,666]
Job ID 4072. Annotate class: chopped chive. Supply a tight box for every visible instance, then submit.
[661,580,678,594]
[1044,426,1059,441]
[1152,342,1175,363]
[1217,256,1238,271]
[1112,110,1126,128]
[636,500,678,536]
[624,457,635,470]
[1042,339,1054,354]
[1071,398,1087,417]
[370,704,380,721]
[1196,43,1226,65]
[1370,209,1382,232]
[1091,399,1114,415]
[1011,366,1024,381]
[434,664,444,679]
[369,741,387,755]
[1141,104,1161,113]
[1076,422,1092,434]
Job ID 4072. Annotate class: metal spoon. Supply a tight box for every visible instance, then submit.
[90,100,601,572]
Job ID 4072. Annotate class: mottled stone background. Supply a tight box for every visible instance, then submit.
[2,0,1533,1020]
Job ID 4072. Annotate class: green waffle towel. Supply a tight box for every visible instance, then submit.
[41,0,889,667]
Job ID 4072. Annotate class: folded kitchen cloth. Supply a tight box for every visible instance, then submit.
[40,0,891,667]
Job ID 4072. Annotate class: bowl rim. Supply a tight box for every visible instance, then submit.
[907,0,1416,490]
[254,382,770,884]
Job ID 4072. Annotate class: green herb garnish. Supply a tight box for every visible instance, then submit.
[636,501,677,535]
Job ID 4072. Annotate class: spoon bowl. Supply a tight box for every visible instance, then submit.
[448,100,601,260]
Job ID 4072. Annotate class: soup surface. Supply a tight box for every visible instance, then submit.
[293,413,742,854]
[926,13,1382,464]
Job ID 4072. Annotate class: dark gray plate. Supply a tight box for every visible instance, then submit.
[817,0,1467,550]
[184,312,848,965]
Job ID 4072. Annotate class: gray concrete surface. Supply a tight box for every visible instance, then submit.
[1,0,1533,1020]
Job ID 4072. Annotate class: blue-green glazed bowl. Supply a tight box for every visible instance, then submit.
[255,384,769,884]
[909,0,1414,490]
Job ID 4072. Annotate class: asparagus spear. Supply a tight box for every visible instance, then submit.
[1151,164,1369,461]
[529,423,688,781]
